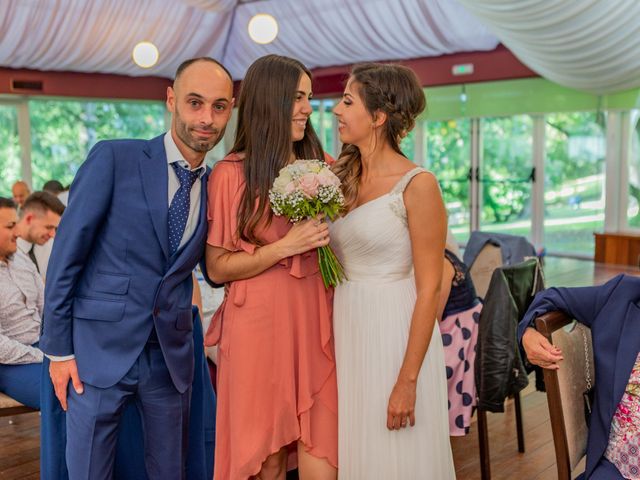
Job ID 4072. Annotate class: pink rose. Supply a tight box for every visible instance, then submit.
[299,173,320,198]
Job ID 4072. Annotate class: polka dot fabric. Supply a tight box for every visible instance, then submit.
[441,303,482,436]
[168,163,200,255]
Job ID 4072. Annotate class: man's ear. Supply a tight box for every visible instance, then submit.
[166,86,176,113]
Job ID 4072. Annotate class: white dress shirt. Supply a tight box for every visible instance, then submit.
[0,250,44,364]
[17,237,36,267]
[164,132,207,251]
[17,236,54,282]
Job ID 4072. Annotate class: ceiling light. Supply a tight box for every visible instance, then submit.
[132,41,159,68]
[248,14,278,44]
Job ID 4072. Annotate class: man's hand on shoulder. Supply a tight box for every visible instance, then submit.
[49,358,84,411]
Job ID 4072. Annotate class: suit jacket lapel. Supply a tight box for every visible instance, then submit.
[611,301,640,417]
[140,135,170,260]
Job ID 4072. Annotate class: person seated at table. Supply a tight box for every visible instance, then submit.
[0,197,43,409]
[437,246,482,436]
[15,191,65,275]
[519,274,640,480]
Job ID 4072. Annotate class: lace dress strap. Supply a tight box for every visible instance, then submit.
[388,167,429,225]
[390,167,428,195]
[444,249,467,288]
[443,248,480,318]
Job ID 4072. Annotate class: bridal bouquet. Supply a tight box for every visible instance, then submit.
[269,159,346,288]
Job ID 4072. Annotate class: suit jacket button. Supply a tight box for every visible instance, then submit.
[153,308,159,316]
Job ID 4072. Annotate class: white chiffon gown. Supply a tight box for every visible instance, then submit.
[330,167,456,479]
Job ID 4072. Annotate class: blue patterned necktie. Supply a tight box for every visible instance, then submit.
[168,162,200,255]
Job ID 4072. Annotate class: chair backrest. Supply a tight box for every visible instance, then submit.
[535,311,594,480]
[468,242,503,299]
[476,258,544,411]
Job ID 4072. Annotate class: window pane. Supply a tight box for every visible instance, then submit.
[29,99,165,189]
[480,115,533,240]
[310,99,322,143]
[423,119,471,245]
[400,129,415,162]
[321,100,335,156]
[310,99,337,157]
[0,104,22,197]
[629,111,640,228]
[544,112,605,256]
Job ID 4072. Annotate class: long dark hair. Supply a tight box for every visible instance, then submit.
[332,63,426,211]
[231,54,324,245]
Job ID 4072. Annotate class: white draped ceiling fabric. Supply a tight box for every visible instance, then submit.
[0,0,498,80]
[222,0,498,79]
[456,0,640,94]
[181,0,237,13]
[0,0,232,76]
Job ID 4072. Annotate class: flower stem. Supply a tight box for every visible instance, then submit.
[317,245,346,288]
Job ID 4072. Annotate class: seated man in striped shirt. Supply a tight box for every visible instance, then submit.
[0,196,43,409]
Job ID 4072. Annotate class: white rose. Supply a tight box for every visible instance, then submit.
[273,168,293,194]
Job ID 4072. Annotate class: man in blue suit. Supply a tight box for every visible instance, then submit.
[40,57,234,479]
[519,274,640,479]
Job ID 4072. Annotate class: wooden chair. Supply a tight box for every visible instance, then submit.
[469,240,525,480]
[535,311,593,480]
[0,392,36,418]
[468,242,503,299]
[476,258,544,480]
[470,243,520,480]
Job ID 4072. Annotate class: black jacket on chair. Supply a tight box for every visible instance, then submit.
[475,259,545,412]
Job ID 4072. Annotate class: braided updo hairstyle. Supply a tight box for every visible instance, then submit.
[332,63,426,211]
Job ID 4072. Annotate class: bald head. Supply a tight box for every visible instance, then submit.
[166,58,235,165]
[174,57,233,87]
[11,181,30,207]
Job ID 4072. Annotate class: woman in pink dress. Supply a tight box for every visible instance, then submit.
[205,55,338,480]
[437,247,482,436]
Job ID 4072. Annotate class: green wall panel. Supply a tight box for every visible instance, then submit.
[422,78,640,121]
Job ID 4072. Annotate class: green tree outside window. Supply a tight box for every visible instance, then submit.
[29,99,165,189]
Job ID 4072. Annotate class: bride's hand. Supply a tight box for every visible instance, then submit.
[276,215,329,257]
[386,379,417,430]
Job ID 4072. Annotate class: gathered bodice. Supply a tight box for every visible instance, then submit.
[329,167,427,283]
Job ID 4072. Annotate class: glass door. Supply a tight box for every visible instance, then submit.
[544,112,605,255]
[479,115,534,240]
[423,119,472,245]
[0,103,22,196]
[627,110,640,229]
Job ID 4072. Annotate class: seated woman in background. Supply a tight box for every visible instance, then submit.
[437,244,482,436]
[519,274,640,480]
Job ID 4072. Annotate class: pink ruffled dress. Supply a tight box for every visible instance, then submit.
[205,154,338,479]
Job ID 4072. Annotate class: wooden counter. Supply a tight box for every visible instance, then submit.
[594,232,640,266]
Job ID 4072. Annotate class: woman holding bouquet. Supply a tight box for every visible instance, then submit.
[330,63,456,478]
[205,54,338,480]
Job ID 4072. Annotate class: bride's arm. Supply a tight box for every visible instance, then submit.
[436,259,455,325]
[386,171,447,430]
[206,217,329,284]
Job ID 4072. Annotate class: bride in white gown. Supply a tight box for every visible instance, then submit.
[329,63,455,479]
